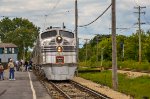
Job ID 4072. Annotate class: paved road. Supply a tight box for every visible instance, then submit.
[0,70,51,99]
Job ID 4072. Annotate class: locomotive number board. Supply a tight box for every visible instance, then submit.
[56,56,64,63]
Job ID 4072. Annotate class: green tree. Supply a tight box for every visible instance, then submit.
[124,33,138,60]
[116,35,127,61]
[124,30,148,61]
[98,38,112,61]
[144,30,150,62]
[0,17,14,40]
[0,17,39,60]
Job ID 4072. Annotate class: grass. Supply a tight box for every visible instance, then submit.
[78,70,150,99]
[118,60,150,71]
[79,60,150,71]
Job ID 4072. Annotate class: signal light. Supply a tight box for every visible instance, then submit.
[56,36,63,43]
[57,46,63,52]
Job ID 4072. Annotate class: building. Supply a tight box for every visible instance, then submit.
[0,43,18,63]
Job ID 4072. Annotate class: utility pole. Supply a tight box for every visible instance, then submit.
[84,39,90,66]
[75,0,78,63]
[120,42,124,61]
[96,36,98,62]
[101,47,105,67]
[94,34,99,62]
[134,6,146,64]
[112,0,118,90]
[75,0,79,75]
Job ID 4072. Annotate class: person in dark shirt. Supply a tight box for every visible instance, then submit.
[29,60,33,70]
[0,63,4,80]
[24,61,28,71]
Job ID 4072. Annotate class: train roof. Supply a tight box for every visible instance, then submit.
[41,27,73,34]
[0,43,17,48]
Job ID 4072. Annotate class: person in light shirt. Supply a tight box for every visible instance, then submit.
[8,59,15,80]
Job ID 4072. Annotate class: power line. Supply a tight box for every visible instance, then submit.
[133,0,139,6]
[0,13,47,18]
[42,0,62,27]
[1,0,62,18]
[143,14,150,25]
[0,15,18,18]
[118,24,137,34]
[47,0,62,16]
[133,0,150,7]
[78,3,112,27]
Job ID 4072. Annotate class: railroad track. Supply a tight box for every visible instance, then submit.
[34,69,110,99]
[70,80,110,99]
[42,80,110,99]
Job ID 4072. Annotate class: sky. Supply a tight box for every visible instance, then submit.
[0,0,150,45]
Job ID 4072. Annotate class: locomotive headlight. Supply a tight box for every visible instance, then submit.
[56,36,63,43]
[57,46,63,52]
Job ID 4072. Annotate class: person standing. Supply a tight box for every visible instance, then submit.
[29,60,33,70]
[15,60,19,71]
[24,61,28,71]
[0,63,4,80]
[8,59,15,80]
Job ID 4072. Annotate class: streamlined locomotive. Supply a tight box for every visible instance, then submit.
[32,27,77,80]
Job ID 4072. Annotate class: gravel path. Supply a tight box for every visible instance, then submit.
[73,77,131,99]
[117,70,150,78]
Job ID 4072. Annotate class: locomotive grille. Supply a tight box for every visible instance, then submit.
[42,46,76,52]
[49,39,55,45]
[63,39,70,45]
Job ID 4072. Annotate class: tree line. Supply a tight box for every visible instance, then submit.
[79,30,150,63]
[1,17,150,64]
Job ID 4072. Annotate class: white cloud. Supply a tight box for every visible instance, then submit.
[134,0,150,6]
[0,0,150,40]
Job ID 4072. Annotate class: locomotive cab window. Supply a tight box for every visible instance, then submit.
[41,30,57,39]
[59,30,74,38]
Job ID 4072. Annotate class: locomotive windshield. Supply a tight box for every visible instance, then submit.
[59,30,74,38]
[41,30,57,39]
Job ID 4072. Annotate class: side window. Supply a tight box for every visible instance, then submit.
[9,48,12,54]
[0,48,3,54]
[4,48,7,54]
[2,48,4,54]
[12,48,14,54]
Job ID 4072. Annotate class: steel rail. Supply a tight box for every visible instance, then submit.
[49,81,72,99]
[70,80,111,99]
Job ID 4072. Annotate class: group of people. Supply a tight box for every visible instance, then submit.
[0,58,33,81]
[0,59,15,80]
[15,60,32,72]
